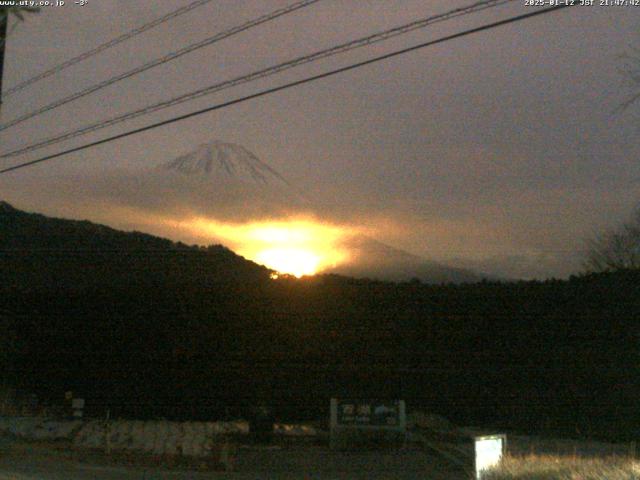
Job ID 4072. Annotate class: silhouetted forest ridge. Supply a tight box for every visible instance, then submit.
[0,200,270,289]
[1,202,638,441]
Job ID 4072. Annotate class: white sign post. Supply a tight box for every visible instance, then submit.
[72,398,85,418]
[474,434,506,479]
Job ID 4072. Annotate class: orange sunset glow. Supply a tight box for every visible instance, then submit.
[181,217,354,277]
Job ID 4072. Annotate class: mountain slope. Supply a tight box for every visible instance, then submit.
[104,141,307,223]
[164,141,290,186]
[331,235,486,284]
[1,202,639,442]
[0,201,271,290]
[159,142,483,283]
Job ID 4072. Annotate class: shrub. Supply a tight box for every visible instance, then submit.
[482,454,640,480]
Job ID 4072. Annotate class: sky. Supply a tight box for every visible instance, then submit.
[0,0,639,280]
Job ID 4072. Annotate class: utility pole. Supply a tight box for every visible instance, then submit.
[0,9,8,114]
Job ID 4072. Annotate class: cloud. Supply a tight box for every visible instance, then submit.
[1,148,637,281]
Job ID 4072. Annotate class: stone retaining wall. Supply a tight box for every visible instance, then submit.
[0,416,249,457]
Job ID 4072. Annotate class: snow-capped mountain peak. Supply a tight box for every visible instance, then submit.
[164,141,288,186]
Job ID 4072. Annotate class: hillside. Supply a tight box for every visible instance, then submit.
[0,200,271,290]
[1,202,639,442]
[333,235,486,283]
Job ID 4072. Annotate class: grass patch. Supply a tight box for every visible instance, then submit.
[483,454,640,480]
[1,436,237,472]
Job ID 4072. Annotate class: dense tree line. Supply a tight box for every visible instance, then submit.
[1,202,639,441]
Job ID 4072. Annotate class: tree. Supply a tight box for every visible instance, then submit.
[0,6,38,102]
[0,6,39,31]
[618,47,640,111]
[584,206,640,272]
[584,48,640,271]
[0,310,17,381]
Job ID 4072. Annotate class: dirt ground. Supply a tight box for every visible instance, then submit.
[0,437,469,479]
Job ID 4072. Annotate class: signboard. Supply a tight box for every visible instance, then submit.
[475,434,506,479]
[330,399,406,449]
[335,399,404,428]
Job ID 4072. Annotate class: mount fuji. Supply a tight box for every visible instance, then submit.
[157,141,486,283]
[164,141,291,187]
[120,140,307,221]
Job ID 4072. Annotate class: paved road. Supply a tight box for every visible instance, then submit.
[0,440,467,479]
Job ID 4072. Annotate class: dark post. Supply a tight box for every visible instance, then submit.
[0,9,8,110]
[249,404,275,444]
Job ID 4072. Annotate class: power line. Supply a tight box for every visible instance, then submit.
[2,0,215,99]
[0,0,322,133]
[0,4,575,176]
[0,0,513,158]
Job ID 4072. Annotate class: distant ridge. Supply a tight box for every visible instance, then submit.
[0,201,271,289]
[0,201,16,213]
[331,235,487,284]
[0,201,486,285]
